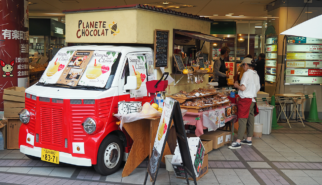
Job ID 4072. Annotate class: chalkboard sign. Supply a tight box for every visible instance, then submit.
[154,29,169,68]
[144,98,196,185]
[173,54,185,72]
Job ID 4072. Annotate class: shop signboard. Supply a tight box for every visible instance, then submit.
[266,45,277,52]
[39,49,75,84]
[287,45,322,52]
[286,61,322,68]
[265,74,276,82]
[266,37,277,45]
[287,53,322,60]
[266,53,277,60]
[285,76,322,84]
[287,37,322,44]
[286,69,322,76]
[265,60,277,67]
[266,67,276,75]
[78,51,119,88]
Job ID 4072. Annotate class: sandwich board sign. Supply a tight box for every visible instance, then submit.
[144,97,197,185]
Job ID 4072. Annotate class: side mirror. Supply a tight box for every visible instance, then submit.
[124,76,138,90]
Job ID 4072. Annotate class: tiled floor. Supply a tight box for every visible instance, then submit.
[1,122,322,184]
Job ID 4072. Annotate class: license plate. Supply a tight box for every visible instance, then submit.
[41,148,59,164]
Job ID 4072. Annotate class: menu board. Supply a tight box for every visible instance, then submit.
[173,54,184,72]
[285,36,322,85]
[154,30,169,68]
[287,37,322,44]
[78,51,119,88]
[57,51,94,87]
[39,49,75,84]
[265,37,277,82]
[128,54,148,98]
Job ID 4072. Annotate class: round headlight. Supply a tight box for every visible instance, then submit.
[83,118,96,134]
[19,109,30,124]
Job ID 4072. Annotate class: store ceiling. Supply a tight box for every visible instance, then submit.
[29,0,274,20]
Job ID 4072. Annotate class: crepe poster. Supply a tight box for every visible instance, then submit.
[56,51,94,87]
[148,98,175,180]
[145,53,155,80]
[78,51,119,88]
[128,54,148,98]
[39,49,75,84]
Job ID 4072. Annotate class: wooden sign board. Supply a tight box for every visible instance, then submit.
[57,51,94,87]
[145,98,196,185]
[173,54,185,72]
[154,30,169,68]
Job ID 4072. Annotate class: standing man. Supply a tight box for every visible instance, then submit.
[256,53,265,91]
[229,58,260,149]
[213,46,230,87]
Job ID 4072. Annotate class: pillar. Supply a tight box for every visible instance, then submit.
[0,0,29,111]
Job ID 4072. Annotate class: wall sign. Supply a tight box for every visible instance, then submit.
[266,53,277,60]
[266,60,277,67]
[287,53,322,60]
[286,69,322,76]
[266,67,276,75]
[265,74,276,82]
[266,37,277,44]
[285,76,322,84]
[286,61,322,68]
[266,45,277,52]
[173,54,184,72]
[287,37,322,44]
[287,45,322,52]
[154,29,169,68]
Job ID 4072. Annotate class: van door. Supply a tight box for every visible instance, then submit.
[118,53,151,103]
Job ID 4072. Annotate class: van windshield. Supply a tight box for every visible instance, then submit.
[37,49,121,90]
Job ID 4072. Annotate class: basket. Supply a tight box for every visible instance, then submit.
[146,72,169,93]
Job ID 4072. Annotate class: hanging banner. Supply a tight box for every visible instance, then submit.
[286,61,322,68]
[78,51,119,88]
[265,60,277,67]
[287,37,322,44]
[266,53,277,60]
[265,74,276,82]
[285,76,322,84]
[287,45,322,52]
[266,45,277,52]
[128,54,148,98]
[39,50,75,84]
[266,37,277,45]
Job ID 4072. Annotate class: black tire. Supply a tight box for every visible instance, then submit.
[25,154,40,160]
[94,134,124,175]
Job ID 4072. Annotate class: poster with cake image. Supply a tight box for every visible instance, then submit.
[78,51,119,88]
[148,98,175,180]
[56,51,94,87]
[128,54,148,98]
[39,50,75,84]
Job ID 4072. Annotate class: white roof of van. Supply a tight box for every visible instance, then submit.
[60,45,153,53]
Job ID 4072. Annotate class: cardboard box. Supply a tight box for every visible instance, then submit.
[174,154,208,181]
[4,101,24,118]
[3,87,25,103]
[200,131,225,149]
[0,120,7,149]
[201,139,213,154]
[6,119,22,149]
[222,131,232,144]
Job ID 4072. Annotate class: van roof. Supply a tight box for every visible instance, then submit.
[60,45,153,53]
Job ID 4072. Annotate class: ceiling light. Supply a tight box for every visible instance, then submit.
[213,14,218,16]
[227,35,230,38]
[305,12,312,13]
[238,37,244,42]
[163,1,169,4]
[213,43,218,47]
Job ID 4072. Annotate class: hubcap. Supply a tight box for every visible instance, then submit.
[104,142,120,169]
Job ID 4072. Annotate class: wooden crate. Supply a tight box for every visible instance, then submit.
[7,119,22,149]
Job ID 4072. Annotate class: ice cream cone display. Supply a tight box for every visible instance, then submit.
[132,65,142,90]
[46,58,60,77]
[86,59,102,79]
[158,118,166,141]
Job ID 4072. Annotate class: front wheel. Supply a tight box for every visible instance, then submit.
[94,135,124,175]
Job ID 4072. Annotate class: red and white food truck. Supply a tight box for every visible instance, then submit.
[19,45,155,175]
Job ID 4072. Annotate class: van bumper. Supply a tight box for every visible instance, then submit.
[20,145,92,167]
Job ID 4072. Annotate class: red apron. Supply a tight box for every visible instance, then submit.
[237,97,259,119]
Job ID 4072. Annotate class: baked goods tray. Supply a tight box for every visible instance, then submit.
[170,93,217,102]
[180,102,231,113]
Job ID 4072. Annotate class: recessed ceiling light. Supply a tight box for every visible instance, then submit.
[213,14,218,16]
[163,1,169,4]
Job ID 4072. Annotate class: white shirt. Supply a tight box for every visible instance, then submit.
[238,69,260,102]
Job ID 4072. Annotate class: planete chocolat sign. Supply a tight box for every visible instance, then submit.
[76,20,120,38]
